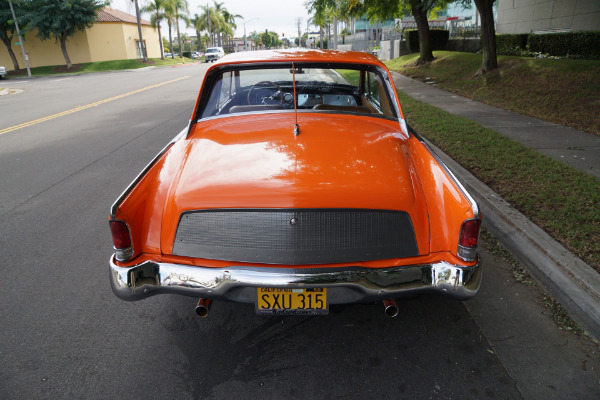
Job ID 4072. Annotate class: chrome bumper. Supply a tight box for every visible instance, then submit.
[109,255,482,303]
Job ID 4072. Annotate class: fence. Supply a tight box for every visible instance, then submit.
[335,18,481,53]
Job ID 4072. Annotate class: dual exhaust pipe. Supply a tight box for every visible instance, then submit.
[383,299,399,318]
[194,297,399,318]
[195,298,212,318]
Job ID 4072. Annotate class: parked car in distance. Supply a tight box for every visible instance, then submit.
[109,49,482,318]
[204,47,224,62]
[164,52,172,58]
[0,66,6,79]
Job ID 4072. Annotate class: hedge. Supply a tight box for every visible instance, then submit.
[528,31,600,58]
[405,29,450,53]
[496,31,600,59]
[496,33,529,55]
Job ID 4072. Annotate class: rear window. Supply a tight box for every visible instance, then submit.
[199,65,397,120]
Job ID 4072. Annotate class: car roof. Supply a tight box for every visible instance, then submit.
[212,49,384,68]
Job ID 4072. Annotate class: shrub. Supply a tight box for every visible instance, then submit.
[316,38,328,49]
[182,51,192,58]
[528,31,600,59]
[405,29,449,53]
[496,33,529,55]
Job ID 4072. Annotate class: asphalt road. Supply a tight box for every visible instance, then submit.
[0,63,597,399]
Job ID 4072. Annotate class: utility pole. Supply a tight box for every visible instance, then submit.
[207,4,212,47]
[243,18,259,51]
[8,0,31,77]
[333,15,337,50]
[295,17,303,47]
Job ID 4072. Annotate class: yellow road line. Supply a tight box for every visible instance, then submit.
[0,75,191,136]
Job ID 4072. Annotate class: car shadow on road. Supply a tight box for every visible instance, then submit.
[160,294,522,399]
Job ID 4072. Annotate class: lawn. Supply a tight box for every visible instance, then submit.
[6,57,197,78]
[385,53,600,272]
[386,51,600,136]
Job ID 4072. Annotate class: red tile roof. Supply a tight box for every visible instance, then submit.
[97,7,151,26]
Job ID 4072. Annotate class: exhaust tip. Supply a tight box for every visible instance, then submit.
[383,299,399,318]
[195,298,212,318]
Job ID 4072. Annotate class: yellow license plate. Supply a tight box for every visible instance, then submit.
[256,288,328,315]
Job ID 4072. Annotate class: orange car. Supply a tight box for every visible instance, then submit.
[109,49,482,317]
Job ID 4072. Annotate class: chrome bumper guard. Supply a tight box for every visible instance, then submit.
[109,255,482,303]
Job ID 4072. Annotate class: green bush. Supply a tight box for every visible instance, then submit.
[496,33,529,55]
[432,29,450,50]
[405,30,419,52]
[182,51,192,58]
[316,38,328,49]
[528,31,600,59]
[405,29,449,53]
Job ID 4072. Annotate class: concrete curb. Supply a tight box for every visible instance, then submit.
[426,139,600,341]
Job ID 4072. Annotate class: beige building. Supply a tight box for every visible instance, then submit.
[0,8,161,71]
[497,0,600,33]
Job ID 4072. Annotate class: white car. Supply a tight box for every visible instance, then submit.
[204,47,224,62]
[0,66,6,79]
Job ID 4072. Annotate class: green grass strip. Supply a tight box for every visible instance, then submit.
[387,51,600,136]
[395,89,600,272]
[8,57,196,77]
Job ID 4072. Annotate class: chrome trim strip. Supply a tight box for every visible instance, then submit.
[109,123,190,219]
[196,109,399,124]
[380,66,405,124]
[409,127,480,219]
[109,255,482,303]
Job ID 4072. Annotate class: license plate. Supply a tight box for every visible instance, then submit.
[256,288,328,315]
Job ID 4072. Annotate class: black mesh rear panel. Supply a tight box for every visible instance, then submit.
[173,209,418,264]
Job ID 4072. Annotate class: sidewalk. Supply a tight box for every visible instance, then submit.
[390,72,600,341]
[391,72,600,179]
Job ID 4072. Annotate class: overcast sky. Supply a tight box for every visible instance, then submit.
[109,0,315,39]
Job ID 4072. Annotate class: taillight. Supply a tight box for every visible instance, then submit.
[110,220,133,261]
[457,219,481,261]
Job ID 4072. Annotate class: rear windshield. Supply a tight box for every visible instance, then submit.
[199,65,397,120]
[206,48,219,53]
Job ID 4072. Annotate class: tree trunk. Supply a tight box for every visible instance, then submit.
[410,0,434,65]
[168,22,174,59]
[474,0,498,75]
[1,33,20,70]
[134,0,147,61]
[158,20,164,61]
[176,9,183,58]
[59,33,72,69]
[319,26,323,49]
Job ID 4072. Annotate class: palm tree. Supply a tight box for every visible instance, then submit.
[191,13,202,52]
[141,0,167,60]
[169,0,190,59]
[310,12,330,49]
[197,4,224,47]
[212,1,224,47]
[132,0,147,61]
[164,1,176,58]
[221,8,241,52]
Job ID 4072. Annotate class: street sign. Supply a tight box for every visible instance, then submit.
[14,42,20,45]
